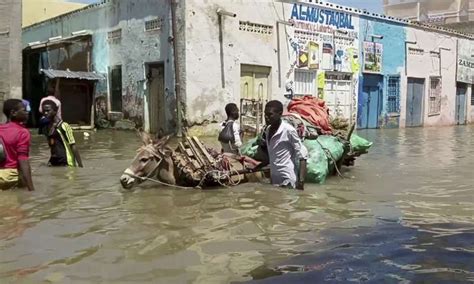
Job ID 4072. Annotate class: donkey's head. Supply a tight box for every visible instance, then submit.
[120,132,175,189]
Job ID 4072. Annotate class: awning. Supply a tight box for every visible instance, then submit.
[41,69,105,81]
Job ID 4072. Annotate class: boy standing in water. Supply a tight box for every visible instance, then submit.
[0,99,35,191]
[218,103,242,155]
[41,100,83,167]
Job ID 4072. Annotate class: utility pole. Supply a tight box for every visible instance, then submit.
[170,0,183,137]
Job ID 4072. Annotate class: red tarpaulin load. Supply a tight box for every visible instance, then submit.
[287,96,333,135]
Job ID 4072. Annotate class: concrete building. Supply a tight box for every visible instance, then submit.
[22,0,180,130]
[23,0,86,27]
[0,0,22,118]
[22,0,474,134]
[384,0,474,24]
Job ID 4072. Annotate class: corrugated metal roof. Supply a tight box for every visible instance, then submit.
[41,69,105,81]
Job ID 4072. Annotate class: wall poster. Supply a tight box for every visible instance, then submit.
[363,41,383,73]
[308,41,320,69]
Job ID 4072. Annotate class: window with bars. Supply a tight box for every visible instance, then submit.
[387,76,400,114]
[429,77,442,115]
[107,29,122,42]
[145,18,163,31]
[471,85,474,105]
[294,69,317,96]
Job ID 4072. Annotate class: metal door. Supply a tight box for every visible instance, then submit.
[358,75,382,129]
[148,64,165,134]
[325,77,352,122]
[456,83,467,125]
[359,86,381,129]
[240,65,270,134]
[240,65,270,100]
[254,72,269,101]
[406,78,425,127]
[240,71,254,100]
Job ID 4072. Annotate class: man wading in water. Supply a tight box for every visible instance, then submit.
[41,100,83,168]
[255,100,308,189]
[0,99,35,191]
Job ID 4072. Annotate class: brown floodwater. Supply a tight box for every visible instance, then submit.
[0,126,473,283]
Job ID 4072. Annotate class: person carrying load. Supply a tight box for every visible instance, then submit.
[218,103,242,155]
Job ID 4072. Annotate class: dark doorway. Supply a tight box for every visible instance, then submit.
[456,83,467,125]
[147,63,165,134]
[109,66,122,112]
[60,80,94,125]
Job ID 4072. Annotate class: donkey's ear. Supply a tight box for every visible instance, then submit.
[138,130,153,145]
[154,135,171,148]
[156,128,164,140]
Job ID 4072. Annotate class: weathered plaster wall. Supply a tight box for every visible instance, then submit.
[0,0,22,111]
[458,38,474,123]
[22,0,176,132]
[400,28,458,127]
[185,0,363,133]
[184,0,290,130]
[468,85,473,123]
[358,17,406,128]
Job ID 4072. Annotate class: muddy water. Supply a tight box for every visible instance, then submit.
[0,126,473,283]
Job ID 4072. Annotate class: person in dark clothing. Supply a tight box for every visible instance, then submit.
[41,100,83,167]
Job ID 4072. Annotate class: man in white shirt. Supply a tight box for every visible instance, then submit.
[219,103,242,155]
[256,100,308,189]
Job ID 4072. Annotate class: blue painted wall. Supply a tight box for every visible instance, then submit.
[358,17,407,128]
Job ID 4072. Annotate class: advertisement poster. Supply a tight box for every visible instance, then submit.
[364,42,383,73]
[308,41,320,69]
[457,38,474,84]
[298,50,309,68]
[321,43,334,70]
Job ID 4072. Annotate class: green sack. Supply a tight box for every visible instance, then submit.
[316,136,345,169]
[350,134,373,154]
[241,137,270,163]
[303,136,346,184]
[241,137,259,158]
[303,139,329,184]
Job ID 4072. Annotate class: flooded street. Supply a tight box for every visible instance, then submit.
[1,126,473,283]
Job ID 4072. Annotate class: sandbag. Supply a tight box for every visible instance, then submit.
[303,139,329,184]
[316,136,345,171]
[241,137,259,158]
[350,134,373,154]
[242,134,350,184]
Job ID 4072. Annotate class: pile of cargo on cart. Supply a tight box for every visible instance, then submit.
[120,96,373,190]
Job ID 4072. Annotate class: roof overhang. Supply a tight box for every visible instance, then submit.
[41,69,105,81]
[24,32,92,50]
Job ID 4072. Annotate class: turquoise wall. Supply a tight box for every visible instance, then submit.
[358,17,407,128]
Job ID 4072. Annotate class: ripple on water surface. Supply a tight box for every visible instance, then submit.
[0,127,473,283]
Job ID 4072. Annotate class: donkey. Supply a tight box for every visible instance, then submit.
[120,132,176,189]
[120,132,264,190]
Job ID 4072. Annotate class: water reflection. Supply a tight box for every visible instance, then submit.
[0,126,473,283]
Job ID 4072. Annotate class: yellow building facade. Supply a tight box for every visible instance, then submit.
[23,0,86,27]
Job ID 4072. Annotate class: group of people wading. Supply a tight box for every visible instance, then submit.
[219,101,308,190]
[0,97,307,191]
[0,98,82,191]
